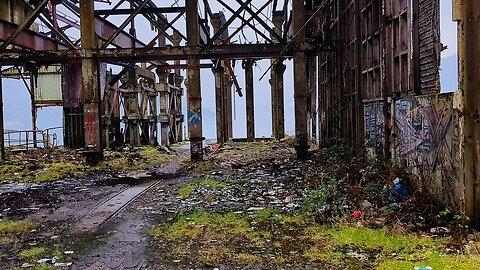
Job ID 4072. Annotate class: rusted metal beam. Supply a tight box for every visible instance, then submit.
[0,43,322,64]
[226,1,274,43]
[233,0,284,43]
[100,0,150,49]
[211,0,253,45]
[244,59,255,142]
[216,0,274,44]
[62,1,146,48]
[95,7,185,15]
[186,0,203,161]
[0,19,68,50]
[292,0,308,160]
[0,0,49,51]
[462,0,480,228]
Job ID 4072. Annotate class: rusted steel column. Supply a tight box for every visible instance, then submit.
[243,59,255,142]
[293,0,308,159]
[224,75,233,140]
[172,32,184,142]
[186,0,203,161]
[30,72,37,148]
[308,56,317,141]
[80,0,102,163]
[214,65,226,143]
[271,12,285,140]
[0,66,5,164]
[275,61,286,140]
[462,0,480,228]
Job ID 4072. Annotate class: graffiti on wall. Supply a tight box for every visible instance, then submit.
[364,101,385,156]
[393,93,464,210]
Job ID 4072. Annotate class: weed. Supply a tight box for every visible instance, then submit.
[0,219,38,235]
[175,179,227,198]
[18,247,46,260]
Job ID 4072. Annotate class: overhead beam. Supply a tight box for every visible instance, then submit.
[0,43,330,64]
[0,19,68,50]
[95,7,185,15]
[0,0,49,51]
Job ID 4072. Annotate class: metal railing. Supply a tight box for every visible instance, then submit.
[4,126,63,149]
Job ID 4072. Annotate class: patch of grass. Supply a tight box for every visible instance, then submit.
[190,161,213,175]
[175,179,227,198]
[98,147,171,171]
[149,208,480,268]
[377,254,480,270]
[0,219,38,235]
[35,162,85,183]
[18,247,46,260]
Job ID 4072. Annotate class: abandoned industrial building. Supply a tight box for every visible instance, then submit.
[1,0,480,269]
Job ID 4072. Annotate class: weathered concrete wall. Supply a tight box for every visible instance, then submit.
[392,92,465,211]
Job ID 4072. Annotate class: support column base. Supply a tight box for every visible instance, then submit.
[190,137,204,162]
[84,151,104,166]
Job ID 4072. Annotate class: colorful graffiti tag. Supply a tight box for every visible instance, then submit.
[393,93,464,211]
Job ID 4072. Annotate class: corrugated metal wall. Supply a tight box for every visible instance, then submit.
[34,66,63,105]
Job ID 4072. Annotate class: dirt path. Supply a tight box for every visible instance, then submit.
[72,150,189,269]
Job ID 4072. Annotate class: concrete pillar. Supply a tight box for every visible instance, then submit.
[293,0,308,159]
[244,59,255,141]
[271,12,285,140]
[462,0,480,228]
[186,0,203,161]
[0,66,5,164]
[124,69,141,145]
[212,13,231,143]
[80,0,102,163]
[214,64,226,143]
[307,56,318,141]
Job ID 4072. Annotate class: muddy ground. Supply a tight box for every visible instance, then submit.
[1,141,480,270]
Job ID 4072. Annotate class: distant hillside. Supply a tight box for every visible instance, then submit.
[440,54,458,93]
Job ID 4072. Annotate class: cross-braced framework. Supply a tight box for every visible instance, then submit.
[0,0,334,163]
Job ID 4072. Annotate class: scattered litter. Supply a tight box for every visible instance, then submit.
[352,210,362,217]
[20,263,34,268]
[54,262,73,267]
[247,207,265,211]
[388,177,409,201]
[172,259,181,263]
[63,250,74,255]
[37,256,58,264]
[414,267,432,270]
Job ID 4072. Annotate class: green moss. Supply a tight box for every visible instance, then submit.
[149,208,480,268]
[377,254,480,270]
[96,147,172,171]
[35,162,85,183]
[175,179,227,198]
[190,161,213,175]
[18,247,46,260]
[0,219,38,235]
